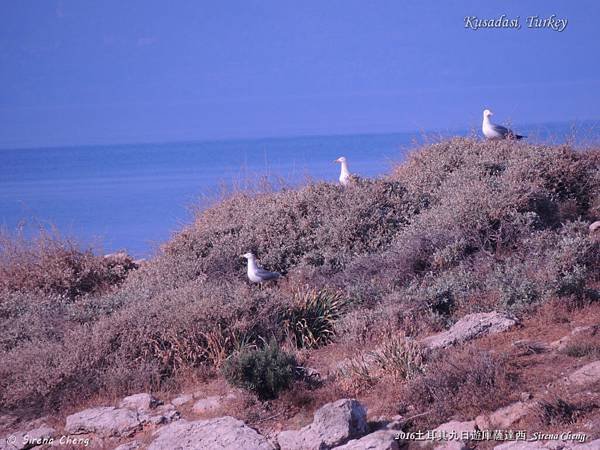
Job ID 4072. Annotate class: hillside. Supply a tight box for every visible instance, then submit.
[1,138,599,449]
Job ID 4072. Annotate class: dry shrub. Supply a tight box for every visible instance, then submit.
[1,139,598,416]
[534,397,582,426]
[404,347,517,426]
[0,231,134,299]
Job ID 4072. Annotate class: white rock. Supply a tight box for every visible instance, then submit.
[333,430,400,450]
[421,312,517,349]
[172,394,194,407]
[119,393,161,412]
[114,442,140,450]
[192,396,222,415]
[65,406,142,438]
[141,404,180,426]
[476,402,530,430]
[147,417,274,450]
[278,399,368,450]
[566,361,600,386]
[549,326,596,351]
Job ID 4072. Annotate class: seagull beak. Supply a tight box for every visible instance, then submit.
[334,158,340,163]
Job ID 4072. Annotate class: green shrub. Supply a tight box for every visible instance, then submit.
[221,340,297,400]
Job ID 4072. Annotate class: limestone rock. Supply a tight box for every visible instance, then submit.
[549,326,597,352]
[147,417,274,450]
[171,394,194,407]
[566,360,600,386]
[114,442,140,450]
[192,396,222,415]
[475,402,530,430]
[119,393,161,412]
[278,399,368,450]
[65,407,142,438]
[421,312,517,350]
[333,430,400,450]
[141,404,180,426]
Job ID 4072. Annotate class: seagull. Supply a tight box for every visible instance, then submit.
[334,156,359,186]
[241,252,281,283]
[482,109,526,140]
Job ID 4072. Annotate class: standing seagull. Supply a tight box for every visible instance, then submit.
[241,252,281,283]
[334,156,358,186]
[482,109,525,140]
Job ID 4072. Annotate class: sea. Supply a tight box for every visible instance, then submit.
[1,121,598,258]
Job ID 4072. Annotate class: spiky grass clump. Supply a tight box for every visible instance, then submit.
[283,288,347,349]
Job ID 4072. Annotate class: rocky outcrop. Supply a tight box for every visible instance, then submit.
[65,406,142,438]
[421,312,518,349]
[119,393,161,412]
[192,396,222,415]
[277,399,368,450]
[565,360,600,387]
[475,402,531,430]
[171,394,194,407]
[147,417,274,450]
[65,393,179,438]
[333,430,400,450]
[549,326,597,352]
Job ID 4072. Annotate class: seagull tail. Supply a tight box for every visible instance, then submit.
[515,134,526,140]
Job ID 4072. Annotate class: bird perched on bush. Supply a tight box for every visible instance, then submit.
[241,252,281,283]
[482,109,525,140]
[334,156,359,186]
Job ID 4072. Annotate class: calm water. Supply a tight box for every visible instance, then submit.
[1,122,598,257]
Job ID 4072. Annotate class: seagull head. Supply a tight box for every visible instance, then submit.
[334,156,347,164]
[240,252,255,260]
[483,109,493,118]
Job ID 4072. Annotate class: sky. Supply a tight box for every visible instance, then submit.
[1,0,599,149]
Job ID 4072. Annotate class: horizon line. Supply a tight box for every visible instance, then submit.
[1,117,599,152]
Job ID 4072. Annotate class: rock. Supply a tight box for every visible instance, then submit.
[65,406,142,438]
[119,393,161,412]
[566,360,600,386]
[1,426,56,450]
[475,402,530,430]
[333,430,400,450]
[550,326,596,352]
[493,442,554,449]
[377,415,404,431]
[419,421,475,449]
[574,439,600,449]
[192,396,223,415]
[114,442,140,450]
[589,221,600,233]
[421,312,517,349]
[172,394,194,407]
[434,442,467,450]
[141,404,180,426]
[147,417,274,450]
[278,399,368,450]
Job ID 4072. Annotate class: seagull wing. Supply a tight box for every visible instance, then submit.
[491,123,510,138]
[255,267,281,281]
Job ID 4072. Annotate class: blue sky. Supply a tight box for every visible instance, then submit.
[1,0,599,148]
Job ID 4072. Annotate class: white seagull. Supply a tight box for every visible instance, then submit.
[482,109,525,140]
[334,156,358,186]
[241,252,281,283]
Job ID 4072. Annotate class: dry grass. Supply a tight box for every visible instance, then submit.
[1,138,598,418]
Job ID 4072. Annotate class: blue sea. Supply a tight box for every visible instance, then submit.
[1,122,598,257]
